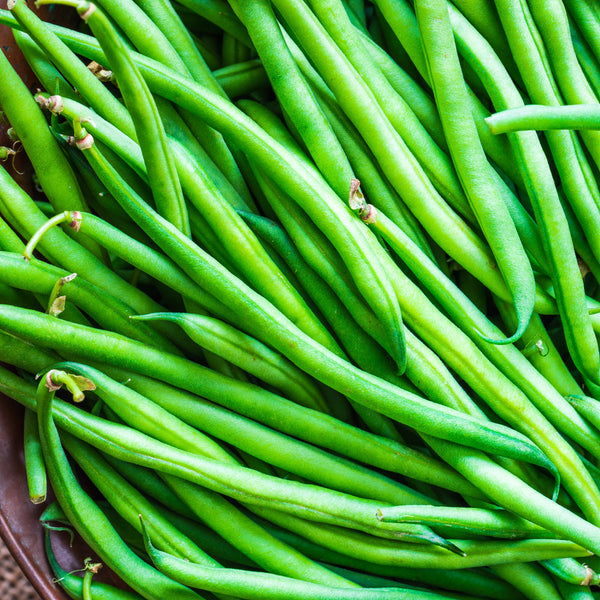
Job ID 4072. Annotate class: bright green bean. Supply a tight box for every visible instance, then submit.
[62,433,221,565]
[45,530,144,600]
[250,505,590,569]
[141,521,465,600]
[487,104,600,133]
[35,369,210,600]
[0,305,560,475]
[23,406,46,504]
[415,0,535,342]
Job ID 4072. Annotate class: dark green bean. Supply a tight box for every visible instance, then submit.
[45,529,144,600]
[23,406,46,504]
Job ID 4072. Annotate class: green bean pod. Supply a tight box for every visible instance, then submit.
[141,522,464,600]
[62,433,221,565]
[492,0,600,384]
[98,367,482,499]
[133,312,329,410]
[44,530,144,600]
[54,361,444,509]
[23,406,46,504]
[541,558,600,587]
[249,506,590,570]
[0,304,560,476]
[415,0,535,343]
[64,0,189,235]
[487,104,600,133]
[35,369,210,600]
[376,505,550,540]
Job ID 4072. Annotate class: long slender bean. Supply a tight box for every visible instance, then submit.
[35,369,209,600]
[0,305,560,474]
[415,0,535,342]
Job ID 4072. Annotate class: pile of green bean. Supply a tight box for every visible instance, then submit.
[3,0,600,598]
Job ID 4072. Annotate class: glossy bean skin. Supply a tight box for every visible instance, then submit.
[54,360,443,509]
[62,433,221,565]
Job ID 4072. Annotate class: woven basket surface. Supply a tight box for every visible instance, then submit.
[0,536,40,600]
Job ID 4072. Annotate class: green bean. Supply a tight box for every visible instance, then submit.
[370,0,521,184]
[487,104,600,133]
[31,362,458,546]
[416,0,535,342]
[376,505,550,540]
[529,0,600,168]
[349,207,600,519]
[133,312,329,410]
[159,474,356,585]
[215,60,269,99]
[175,0,252,47]
[5,13,537,356]
[42,95,338,352]
[56,0,189,235]
[306,0,475,222]
[132,0,252,201]
[35,369,210,600]
[102,455,197,520]
[98,365,481,499]
[492,562,563,600]
[451,0,600,387]
[553,578,595,600]
[229,0,356,199]
[0,35,103,262]
[450,0,521,84]
[7,0,133,135]
[0,251,181,354]
[12,29,79,103]
[540,558,599,587]
[249,506,590,570]
[358,30,447,154]
[495,304,583,398]
[140,520,465,600]
[249,63,433,256]
[0,214,25,253]
[56,362,445,508]
[0,304,560,476]
[423,435,600,554]
[23,406,46,504]
[0,165,173,328]
[45,530,144,600]
[54,361,234,463]
[62,433,221,565]
[274,0,512,304]
[89,0,244,205]
[237,209,408,390]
